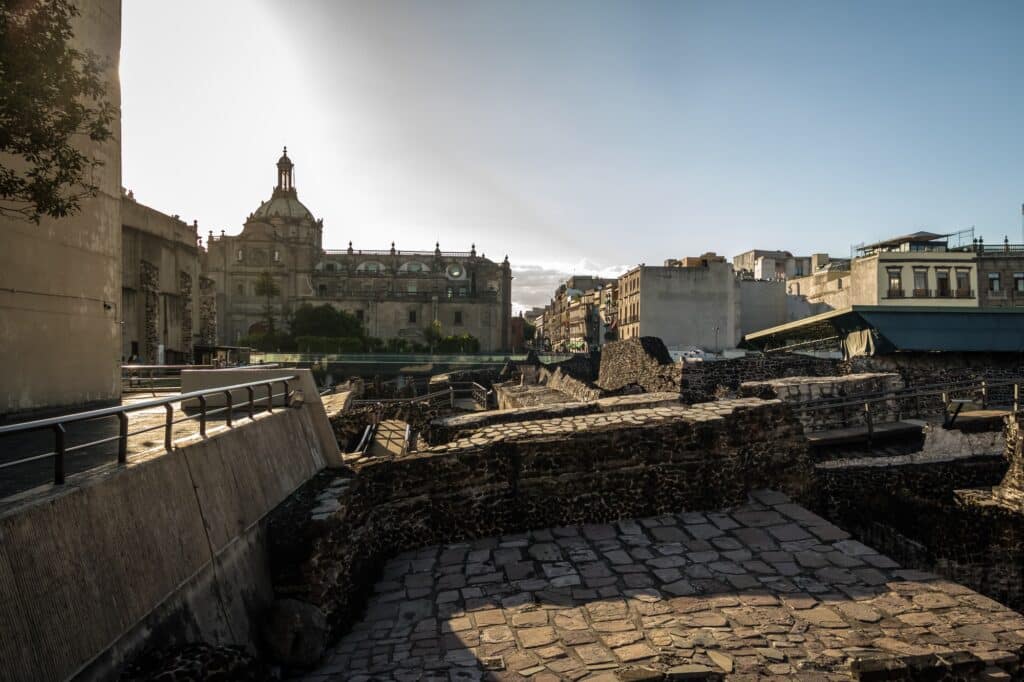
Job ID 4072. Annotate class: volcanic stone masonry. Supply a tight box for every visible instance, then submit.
[198,276,217,345]
[304,490,1024,681]
[140,259,159,362]
[179,270,193,358]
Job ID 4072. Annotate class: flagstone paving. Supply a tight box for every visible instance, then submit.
[304,490,1024,681]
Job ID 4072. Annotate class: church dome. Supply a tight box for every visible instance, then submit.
[252,195,314,221]
[248,146,316,223]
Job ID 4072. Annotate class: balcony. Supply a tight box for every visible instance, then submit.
[912,288,931,298]
[885,288,905,299]
[955,289,974,298]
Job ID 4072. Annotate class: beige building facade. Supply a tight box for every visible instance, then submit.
[121,194,204,363]
[203,151,513,351]
[1,0,122,416]
[787,233,980,313]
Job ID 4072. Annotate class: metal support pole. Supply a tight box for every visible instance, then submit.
[224,390,233,427]
[117,412,128,465]
[283,380,290,407]
[450,386,455,409]
[53,423,66,484]
[164,403,174,451]
[1014,383,1019,415]
[864,402,873,450]
[247,386,255,420]
[265,382,274,413]
[981,380,989,409]
[198,395,207,437]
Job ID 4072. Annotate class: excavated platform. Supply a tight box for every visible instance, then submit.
[304,491,1024,681]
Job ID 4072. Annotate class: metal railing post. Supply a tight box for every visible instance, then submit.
[164,403,174,450]
[117,412,128,465]
[224,390,233,427]
[450,386,455,408]
[53,423,66,485]
[283,380,290,407]
[247,386,255,419]
[265,382,274,413]
[198,395,207,437]
[1014,383,1019,415]
[981,380,989,409]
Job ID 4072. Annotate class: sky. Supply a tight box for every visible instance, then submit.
[121,0,1024,310]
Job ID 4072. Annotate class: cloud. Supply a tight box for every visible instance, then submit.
[511,259,630,312]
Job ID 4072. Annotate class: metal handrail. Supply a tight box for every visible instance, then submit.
[351,387,453,406]
[791,376,1019,414]
[0,375,297,486]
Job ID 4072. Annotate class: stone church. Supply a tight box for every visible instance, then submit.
[201,149,513,351]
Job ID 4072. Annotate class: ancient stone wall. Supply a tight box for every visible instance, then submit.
[198,276,217,345]
[141,260,159,362]
[682,353,842,403]
[845,352,1024,410]
[740,373,905,431]
[271,398,811,642]
[540,366,602,402]
[179,271,193,358]
[596,337,681,394]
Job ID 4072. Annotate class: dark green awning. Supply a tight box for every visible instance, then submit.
[742,306,1024,356]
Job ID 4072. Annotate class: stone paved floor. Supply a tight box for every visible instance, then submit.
[306,490,1024,681]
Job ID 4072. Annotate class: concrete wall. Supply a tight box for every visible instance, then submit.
[0,400,329,682]
[738,279,787,335]
[636,262,740,351]
[0,0,122,416]
[180,368,342,467]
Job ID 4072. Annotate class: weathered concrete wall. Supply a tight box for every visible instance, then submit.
[738,278,787,336]
[0,0,122,416]
[180,368,341,467]
[0,402,328,682]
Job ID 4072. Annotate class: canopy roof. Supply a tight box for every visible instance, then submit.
[742,306,1024,357]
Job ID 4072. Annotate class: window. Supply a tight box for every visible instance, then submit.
[355,310,364,322]
[936,269,950,296]
[317,284,327,297]
[913,269,928,297]
[454,311,463,325]
[956,269,971,296]
[325,263,336,272]
[236,283,244,296]
[236,249,243,262]
[989,272,1002,292]
[886,267,903,297]
[407,283,417,293]
[408,310,417,324]
[1015,273,1024,293]
[273,250,280,262]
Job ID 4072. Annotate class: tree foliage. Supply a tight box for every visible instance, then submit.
[254,271,280,333]
[0,0,117,223]
[289,303,364,339]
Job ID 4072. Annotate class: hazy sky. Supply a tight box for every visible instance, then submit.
[121,1,1024,309]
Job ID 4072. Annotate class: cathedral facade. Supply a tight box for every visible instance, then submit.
[202,150,513,351]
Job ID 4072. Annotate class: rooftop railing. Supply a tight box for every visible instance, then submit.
[0,375,296,487]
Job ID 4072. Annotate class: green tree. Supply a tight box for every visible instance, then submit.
[523,321,536,342]
[0,0,117,223]
[289,303,364,339]
[254,271,281,334]
[423,320,443,353]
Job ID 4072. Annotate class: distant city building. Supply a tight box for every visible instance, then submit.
[786,232,980,313]
[617,256,787,352]
[733,249,812,280]
[537,276,615,352]
[202,150,513,351]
